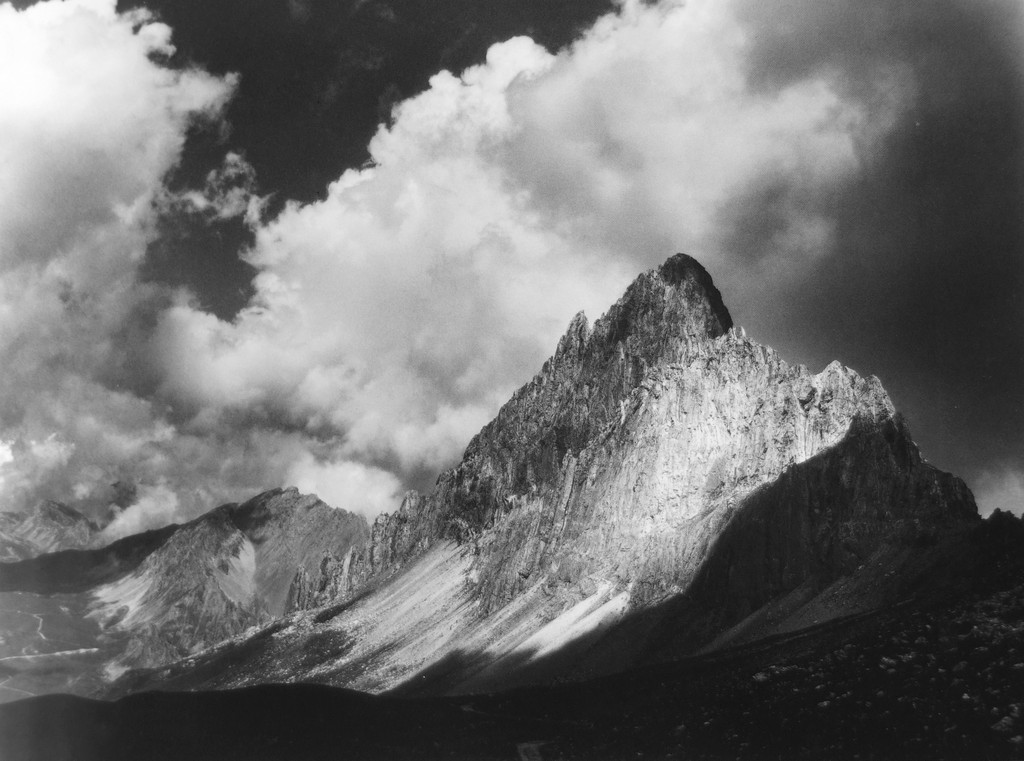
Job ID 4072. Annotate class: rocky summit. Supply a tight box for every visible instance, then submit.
[109,254,980,701]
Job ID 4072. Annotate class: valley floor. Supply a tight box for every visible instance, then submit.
[0,591,113,702]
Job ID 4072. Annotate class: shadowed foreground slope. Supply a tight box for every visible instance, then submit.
[3,514,1022,760]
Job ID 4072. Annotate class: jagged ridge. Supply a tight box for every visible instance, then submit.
[0,501,98,561]
[87,487,369,673]
[0,487,370,699]
[135,253,977,697]
[295,253,931,615]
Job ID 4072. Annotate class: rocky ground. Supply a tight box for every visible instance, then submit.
[562,578,1024,760]
[3,555,1022,760]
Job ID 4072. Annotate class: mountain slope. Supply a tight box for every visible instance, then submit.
[113,253,978,697]
[86,487,371,674]
[0,525,178,595]
[0,501,97,561]
[0,488,368,698]
[9,511,1021,761]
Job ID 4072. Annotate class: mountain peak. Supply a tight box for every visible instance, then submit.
[0,499,96,560]
[659,251,733,331]
[583,252,732,368]
[554,311,591,359]
[104,252,981,704]
[549,254,733,370]
[656,252,733,331]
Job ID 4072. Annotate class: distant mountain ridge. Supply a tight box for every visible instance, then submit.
[115,254,978,697]
[0,488,368,698]
[0,501,98,561]
[86,487,370,673]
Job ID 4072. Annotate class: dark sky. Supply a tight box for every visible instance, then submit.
[146,0,1021,503]
[731,0,1023,502]
[0,0,1020,528]
[123,0,619,317]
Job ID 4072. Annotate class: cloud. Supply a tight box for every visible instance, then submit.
[166,152,265,224]
[101,481,181,540]
[503,0,895,283]
[1,0,1012,531]
[0,0,232,270]
[974,467,1024,518]
[147,0,910,510]
[0,0,236,516]
[721,0,1024,488]
[285,455,401,517]
[0,435,74,511]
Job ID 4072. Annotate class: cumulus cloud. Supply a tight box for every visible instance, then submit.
[0,435,74,510]
[101,481,180,540]
[0,0,232,269]
[0,0,236,517]
[504,0,893,283]
[286,455,402,518]
[149,0,907,504]
[165,152,265,224]
[5,0,978,530]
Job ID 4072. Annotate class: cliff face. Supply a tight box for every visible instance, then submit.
[81,488,368,674]
[287,490,428,611]
[295,254,943,619]
[653,412,977,650]
[458,342,898,614]
[143,253,977,697]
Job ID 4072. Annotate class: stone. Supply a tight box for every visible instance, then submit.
[272,253,976,692]
[0,500,97,560]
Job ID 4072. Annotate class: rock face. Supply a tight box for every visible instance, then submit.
[0,501,97,561]
[18,516,1022,761]
[0,487,369,698]
[680,412,976,634]
[113,254,978,698]
[286,490,428,612]
[87,488,369,673]
[150,252,962,695]
[295,254,963,615]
